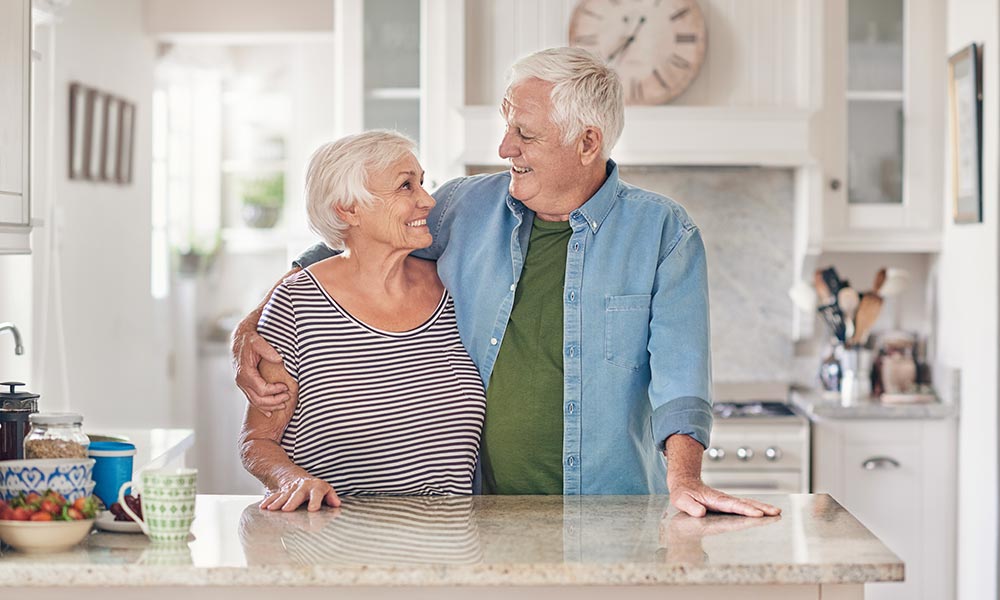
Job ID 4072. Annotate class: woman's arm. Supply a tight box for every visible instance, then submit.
[239,361,340,511]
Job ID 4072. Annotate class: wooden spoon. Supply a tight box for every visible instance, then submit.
[850,293,884,346]
[837,287,860,340]
[873,268,887,294]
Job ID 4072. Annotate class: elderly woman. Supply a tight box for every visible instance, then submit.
[239,131,486,511]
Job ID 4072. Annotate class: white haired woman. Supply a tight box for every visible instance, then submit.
[239,130,486,511]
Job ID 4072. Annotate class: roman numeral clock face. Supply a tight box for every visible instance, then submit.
[569,0,707,105]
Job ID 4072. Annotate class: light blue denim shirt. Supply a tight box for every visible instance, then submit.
[295,160,713,494]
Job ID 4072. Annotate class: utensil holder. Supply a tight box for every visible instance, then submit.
[839,346,872,406]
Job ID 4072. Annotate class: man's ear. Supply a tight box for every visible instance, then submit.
[578,127,604,166]
[335,203,361,227]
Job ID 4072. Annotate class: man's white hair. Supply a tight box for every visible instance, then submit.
[305,130,416,250]
[507,47,624,159]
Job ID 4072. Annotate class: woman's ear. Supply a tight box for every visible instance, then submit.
[578,127,604,166]
[335,204,360,227]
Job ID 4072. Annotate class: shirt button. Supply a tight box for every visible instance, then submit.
[567,291,576,302]
[567,403,577,414]
[567,346,576,357]
[490,337,498,346]
[573,242,580,251]
[566,455,578,467]
[510,283,516,291]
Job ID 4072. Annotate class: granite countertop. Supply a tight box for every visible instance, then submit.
[0,494,902,587]
[791,389,957,420]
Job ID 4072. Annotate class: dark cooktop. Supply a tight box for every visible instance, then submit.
[712,401,796,419]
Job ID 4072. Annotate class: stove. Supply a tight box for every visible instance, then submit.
[701,383,811,495]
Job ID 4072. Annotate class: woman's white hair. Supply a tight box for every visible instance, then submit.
[305,130,417,250]
[507,47,624,159]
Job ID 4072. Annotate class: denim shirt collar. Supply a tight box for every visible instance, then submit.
[506,159,620,234]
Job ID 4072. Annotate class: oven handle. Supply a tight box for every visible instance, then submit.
[710,481,781,490]
[862,456,901,471]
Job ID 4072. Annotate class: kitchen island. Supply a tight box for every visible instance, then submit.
[0,494,901,599]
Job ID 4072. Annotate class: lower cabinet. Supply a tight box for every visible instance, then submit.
[811,417,956,600]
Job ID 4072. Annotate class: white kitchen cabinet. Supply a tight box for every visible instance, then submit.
[333,0,465,187]
[0,0,32,252]
[813,0,945,252]
[812,417,957,600]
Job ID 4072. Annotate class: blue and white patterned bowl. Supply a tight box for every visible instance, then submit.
[0,459,96,502]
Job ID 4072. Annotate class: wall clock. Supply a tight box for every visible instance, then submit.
[568,0,708,105]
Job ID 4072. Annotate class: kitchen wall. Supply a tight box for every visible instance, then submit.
[940,0,1000,598]
[26,0,168,427]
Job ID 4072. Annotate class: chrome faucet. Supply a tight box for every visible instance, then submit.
[0,323,24,355]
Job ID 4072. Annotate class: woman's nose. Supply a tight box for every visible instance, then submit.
[418,187,435,209]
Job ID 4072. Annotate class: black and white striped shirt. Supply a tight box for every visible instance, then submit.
[258,269,486,496]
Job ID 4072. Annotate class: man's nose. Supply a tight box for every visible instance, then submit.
[498,131,519,159]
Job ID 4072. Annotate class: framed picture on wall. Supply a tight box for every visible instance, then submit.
[947,42,983,224]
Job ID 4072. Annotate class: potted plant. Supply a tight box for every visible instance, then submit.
[241,173,284,229]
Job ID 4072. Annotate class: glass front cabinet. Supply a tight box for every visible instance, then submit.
[817,0,946,252]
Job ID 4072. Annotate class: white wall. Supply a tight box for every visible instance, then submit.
[30,0,169,427]
[938,0,1000,598]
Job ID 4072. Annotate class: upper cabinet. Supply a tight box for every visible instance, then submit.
[0,0,31,252]
[815,0,945,252]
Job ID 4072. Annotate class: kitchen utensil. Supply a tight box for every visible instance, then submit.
[879,268,910,297]
[0,382,38,461]
[119,468,197,544]
[817,303,846,342]
[820,267,844,299]
[788,280,818,312]
[813,270,833,304]
[850,293,884,345]
[873,268,887,294]
[837,287,861,340]
[0,518,94,553]
[0,458,96,502]
[88,441,136,509]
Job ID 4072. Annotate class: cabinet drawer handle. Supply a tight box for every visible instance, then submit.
[862,457,900,470]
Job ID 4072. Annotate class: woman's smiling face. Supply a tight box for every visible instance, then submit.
[356,152,435,251]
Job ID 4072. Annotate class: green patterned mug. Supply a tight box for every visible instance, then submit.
[118,468,197,543]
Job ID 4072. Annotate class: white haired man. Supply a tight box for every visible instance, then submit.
[233,48,779,518]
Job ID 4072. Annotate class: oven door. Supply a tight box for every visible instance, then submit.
[701,471,804,495]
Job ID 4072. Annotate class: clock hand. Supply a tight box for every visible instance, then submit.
[607,16,647,63]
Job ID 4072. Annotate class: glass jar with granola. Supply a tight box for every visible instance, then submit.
[24,413,89,459]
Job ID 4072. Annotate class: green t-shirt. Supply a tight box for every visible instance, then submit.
[482,218,572,494]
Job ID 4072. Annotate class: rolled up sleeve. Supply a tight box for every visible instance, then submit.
[647,226,713,451]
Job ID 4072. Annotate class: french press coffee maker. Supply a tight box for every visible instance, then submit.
[0,381,39,460]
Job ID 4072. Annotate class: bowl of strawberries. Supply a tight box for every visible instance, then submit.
[0,489,99,552]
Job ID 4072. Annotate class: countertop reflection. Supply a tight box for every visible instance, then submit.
[0,494,903,587]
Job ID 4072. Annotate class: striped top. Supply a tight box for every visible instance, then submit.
[257,269,486,496]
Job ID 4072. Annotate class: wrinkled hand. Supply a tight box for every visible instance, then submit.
[232,325,289,415]
[669,477,781,518]
[260,477,341,512]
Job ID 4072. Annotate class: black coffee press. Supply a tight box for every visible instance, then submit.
[0,381,39,460]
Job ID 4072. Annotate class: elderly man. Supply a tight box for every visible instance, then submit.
[233,47,779,518]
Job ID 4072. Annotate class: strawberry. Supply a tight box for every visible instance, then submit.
[11,507,30,521]
[29,511,53,521]
[66,507,84,521]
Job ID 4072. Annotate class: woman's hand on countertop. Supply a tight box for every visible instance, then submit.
[260,477,341,512]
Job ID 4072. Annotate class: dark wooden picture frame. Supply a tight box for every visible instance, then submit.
[67,82,136,185]
[948,43,983,224]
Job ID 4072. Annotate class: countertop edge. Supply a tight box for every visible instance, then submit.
[0,563,905,587]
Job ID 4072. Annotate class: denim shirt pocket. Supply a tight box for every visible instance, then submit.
[604,294,652,371]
